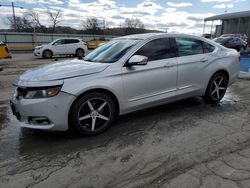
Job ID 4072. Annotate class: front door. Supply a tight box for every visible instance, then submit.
[122,38,177,109]
[52,39,67,55]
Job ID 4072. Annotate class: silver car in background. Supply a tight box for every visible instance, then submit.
[10,33,240,135]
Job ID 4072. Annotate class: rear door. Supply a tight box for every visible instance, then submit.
[175,37,215,94]
[64,39,80,54]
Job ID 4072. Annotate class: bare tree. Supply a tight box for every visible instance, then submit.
[25,10,46,32]
[124,18,144,29]
[47,8,63,33]
[83,17,101,31]
[7,16,32,31]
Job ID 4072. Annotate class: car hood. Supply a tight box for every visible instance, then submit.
[19,59,109,82]
[35,44,48,48]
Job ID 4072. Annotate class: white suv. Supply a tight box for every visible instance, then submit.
[33,38,88,59]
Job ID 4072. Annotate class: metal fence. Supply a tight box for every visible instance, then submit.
[0,32,116,52]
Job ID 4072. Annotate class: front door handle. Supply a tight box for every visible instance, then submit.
[164,63,175,68]
[200,58,208,63]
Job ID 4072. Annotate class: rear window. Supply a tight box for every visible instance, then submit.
[176,38,203,56]
[65,39,80,44]
[203,42,215,53]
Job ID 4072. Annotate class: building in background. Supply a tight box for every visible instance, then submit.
[204,10,250,38]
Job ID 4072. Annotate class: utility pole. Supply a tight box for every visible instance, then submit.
[0,2,24,32]
[103,18,106,35]
[12,2,17,31]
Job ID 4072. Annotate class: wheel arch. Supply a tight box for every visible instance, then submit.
[75,48,85,55]
[205,69,230,93]
[42,49,53,57]
[212,69,229,81]
[68,88,120,128]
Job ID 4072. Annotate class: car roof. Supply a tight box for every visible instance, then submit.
[55,38,81,40]
[116,33,206,40]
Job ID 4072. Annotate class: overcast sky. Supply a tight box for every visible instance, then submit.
[0,0,250,35]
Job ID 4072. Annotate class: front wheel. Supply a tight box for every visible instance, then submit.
[69,92,115,135]
[43,50,53,59]
[203,72,228,103]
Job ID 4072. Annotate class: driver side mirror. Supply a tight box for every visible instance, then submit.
[126,55,148,66]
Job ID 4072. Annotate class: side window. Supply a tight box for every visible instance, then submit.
[176,38,203,57]
[53,39,65,45]
[134,38,174,61]
[65,39,79,44]
[203,42,215,53]
[235,38,241,43]
[228,38,234,44]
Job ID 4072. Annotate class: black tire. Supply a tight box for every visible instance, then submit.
[203,72,228,104]
[69,92,115,135]
[43,50,53,59]
[75,48,85,57]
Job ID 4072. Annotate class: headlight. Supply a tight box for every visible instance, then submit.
[24,86,61,99]
[35,46,42,50]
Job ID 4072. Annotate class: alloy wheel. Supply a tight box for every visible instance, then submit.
[77,98,111,132]
[210,75,227,100]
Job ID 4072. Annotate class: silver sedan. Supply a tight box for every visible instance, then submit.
[10,33,240,135]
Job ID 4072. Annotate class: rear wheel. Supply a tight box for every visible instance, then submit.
[69,92,115,135]
[203,72,228,103]
[43,50,53,59]
[75,49,85,57]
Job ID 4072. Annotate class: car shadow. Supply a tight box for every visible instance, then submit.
[14,97,210,157]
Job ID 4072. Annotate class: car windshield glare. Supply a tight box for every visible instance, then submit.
[83,39,141,63]
[214,38,228,44]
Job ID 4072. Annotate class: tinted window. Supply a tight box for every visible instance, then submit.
[134,38,174,61]
[203,42,215,53]
[235,38,241,44]
[53,39,65,45]
[228,38,234,43]
[213,37,228,44]
[176,38,203,56]
[65,39,79,44]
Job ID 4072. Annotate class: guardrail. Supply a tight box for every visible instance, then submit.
[0,32,116,52]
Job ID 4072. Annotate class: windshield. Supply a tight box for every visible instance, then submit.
[84,39,141,63]
[221,34,233,37]
[213,37,228,44]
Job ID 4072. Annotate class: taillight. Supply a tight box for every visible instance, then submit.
[238,53,241,62]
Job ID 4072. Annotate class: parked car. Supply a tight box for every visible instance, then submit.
[202,33,212,39]
[11,33,240,135]
[0,41,11,59]
[86,39,109,49]
[33,38,88,59]
[213,37,246,52]
[221,33,248,42]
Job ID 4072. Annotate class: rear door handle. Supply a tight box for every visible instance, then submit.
[200,58,208,63]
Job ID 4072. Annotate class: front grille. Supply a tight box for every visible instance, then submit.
[16,87,26,100]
